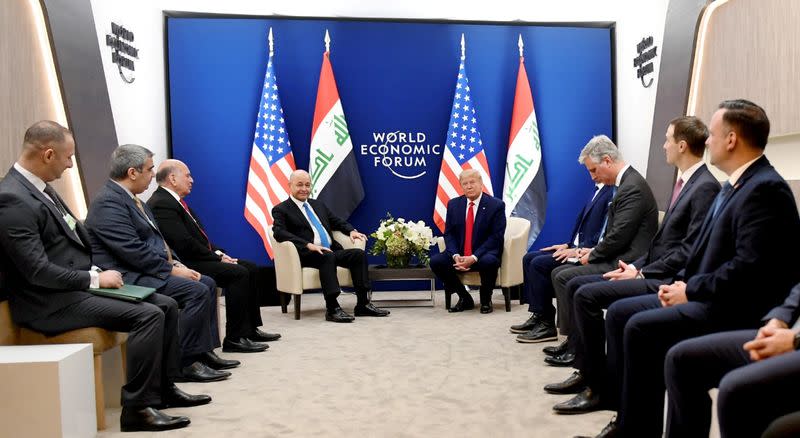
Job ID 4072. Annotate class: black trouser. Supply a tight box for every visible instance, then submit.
[551,262,614,335]
[429,252,500,305]
[27,293,181,407]
[300,248,371,310]
[186,258,264,339]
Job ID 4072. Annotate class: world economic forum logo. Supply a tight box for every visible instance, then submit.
[360,131,442,179]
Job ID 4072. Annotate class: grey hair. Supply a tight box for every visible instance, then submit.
[109,144,154,180]
[577,135,621,164]
[155,164,176,184]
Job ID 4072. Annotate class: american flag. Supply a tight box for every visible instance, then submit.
[244,43,296,259]
[433,48,493,233]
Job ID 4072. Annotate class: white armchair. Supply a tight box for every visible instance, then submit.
[436,217,530,312]
[268,228,366,320]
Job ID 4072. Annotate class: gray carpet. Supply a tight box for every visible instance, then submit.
[96,291,622,437]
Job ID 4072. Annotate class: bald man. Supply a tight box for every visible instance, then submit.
[147,160,274,353]
[271,170,389,322]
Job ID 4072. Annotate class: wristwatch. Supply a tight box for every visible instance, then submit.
[793,331,800,351]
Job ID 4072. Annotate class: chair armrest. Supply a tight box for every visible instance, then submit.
[498,218,530,287]
[333,231,366,250]
[268,228,304,295]
[434,236,446,253]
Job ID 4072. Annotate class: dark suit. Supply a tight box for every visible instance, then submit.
[521,184,613,317]
[665,283,800,438]
[568,164,720,395]
[85,180,219,360]
[552,166,658,335]
[429,193,506,305]
[272,197,369,310]
[0,167,181,407]
[606,156,800,437]
[147,187,264,339]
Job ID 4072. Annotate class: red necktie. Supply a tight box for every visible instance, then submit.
[180,199,212,250]
[669,178,684,209]
[464,201,475,256]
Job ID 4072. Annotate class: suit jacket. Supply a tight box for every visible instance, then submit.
[764,282,800,327]
[147,186,222,262]
[589,166,658,264]
[682,156,800,329]
[85,180,174,289]
[272,197,355,258]
[569,184,615,248]
[442,194,506,261]
[0,167,92,324]
[636,164,720,279]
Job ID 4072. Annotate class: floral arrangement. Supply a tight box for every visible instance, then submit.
[369,213,435,268]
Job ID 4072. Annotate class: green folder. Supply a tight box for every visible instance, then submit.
[88,284,156,302]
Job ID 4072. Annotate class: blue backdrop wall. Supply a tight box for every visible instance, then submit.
[166,16,614,266]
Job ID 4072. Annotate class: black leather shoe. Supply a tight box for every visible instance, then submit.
[223,337,269,353]
[174,361,231,383]
[582,419,619,438]
[543,339,569,357]
[516,320,558,343]
[158,384,212,408]
[544,371,586,394]
[448,297,475,313]
[249,328,281,342]
[354,302,390,317]
[510,313,541,334]
[326,307,355,322]
[200,351,240,370]
[553,388,603,414]
[545,352,575,367]
[480,304,493,314]
[120,407,190,432]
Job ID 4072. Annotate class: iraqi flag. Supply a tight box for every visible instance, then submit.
[308,32,364,219]
[502,40,546,249]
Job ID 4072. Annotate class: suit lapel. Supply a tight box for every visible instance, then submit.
[288,199,313,234]
[9,169,85,248]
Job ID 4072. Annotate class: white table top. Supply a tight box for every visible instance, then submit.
[0,343,92,363]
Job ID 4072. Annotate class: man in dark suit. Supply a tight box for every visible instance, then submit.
[664,282,800,438]
[0,121,208,432]
[271,170,389,322]
[148,159,276,352]
[544,136,658,364]
[547,116,720,412]
[579,100,800,438]
[509,180,614,342]
[429,169,507,314]
[85,145,237,382]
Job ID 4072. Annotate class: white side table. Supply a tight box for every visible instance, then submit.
[0,344,95,438]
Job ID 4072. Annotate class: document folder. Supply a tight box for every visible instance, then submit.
[88,284,156,302]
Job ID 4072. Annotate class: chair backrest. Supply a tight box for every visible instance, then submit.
[498,217,530,287]
[0,300,20,346]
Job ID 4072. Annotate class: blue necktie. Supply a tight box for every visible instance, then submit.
[710,182,733,219]
[598,187,617,242]
[303,203,331,248]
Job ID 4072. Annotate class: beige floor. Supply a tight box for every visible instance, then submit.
[96,291,620,438]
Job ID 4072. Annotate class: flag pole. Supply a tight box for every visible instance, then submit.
[268,27,274,57]
[324,29,330,53]
[518,33,523,58]
[460,33,465,61]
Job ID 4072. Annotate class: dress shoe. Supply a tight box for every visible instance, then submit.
[543,338,569,356]
[120,406,190,432]
[448,297,475,313]
[326,307,355,323]
[174,361,231,383]
[516,320,558,343]
[223,337,269,353]
[354,302,391,317]
[544,371,586,394]
[480,304,493,314]
[510,313,541,334]
[200,351,240,370]
[553,387,603,414]
[158,384,212,408]
[545,352,575,367]
[249,328,281,342]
